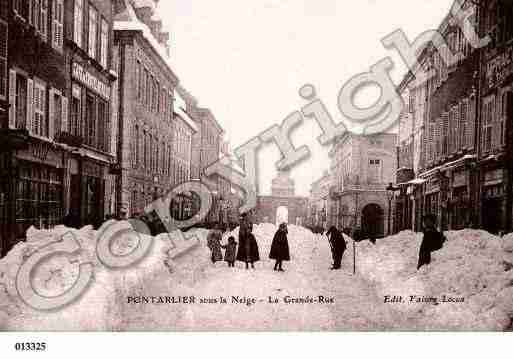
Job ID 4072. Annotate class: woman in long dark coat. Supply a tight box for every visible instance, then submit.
[417,214,446,270]
[326,226,346,270]
[236,213,260,269]
[269,223,290,271]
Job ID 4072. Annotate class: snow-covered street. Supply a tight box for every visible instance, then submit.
[1,223,512,331]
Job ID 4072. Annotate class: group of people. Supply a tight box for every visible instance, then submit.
[206,214,291,271]
[206,213,446,272]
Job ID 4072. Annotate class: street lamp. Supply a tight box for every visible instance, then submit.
[386,182,399,235]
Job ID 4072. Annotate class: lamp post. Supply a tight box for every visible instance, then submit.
[386,182,399,235]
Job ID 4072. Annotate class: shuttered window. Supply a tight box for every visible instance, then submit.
[32,0,48,41]
[482,95,495,153]
[133,124,139,168]
[0,21,6,100]
[459,100,468,150]
[33,81,47,138]
[14,73,27,130]
[467,96,476,149]
[52,0,63,51]
[70,84,81,136]
[88,6,97,59]
[74,0,83,48]
[100,18,108,68]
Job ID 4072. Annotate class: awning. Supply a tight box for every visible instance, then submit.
[408,178,427,185]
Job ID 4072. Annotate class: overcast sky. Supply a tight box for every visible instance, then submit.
[158,0,454,196]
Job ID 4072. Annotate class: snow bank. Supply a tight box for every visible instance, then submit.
[0,221,206,331]
[353,229,513,330]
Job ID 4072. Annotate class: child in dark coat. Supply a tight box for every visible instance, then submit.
[222,236,238,267]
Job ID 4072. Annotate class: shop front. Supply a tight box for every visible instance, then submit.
[449,168,472,230]
[0,138,66,256]
[480,167,507,235]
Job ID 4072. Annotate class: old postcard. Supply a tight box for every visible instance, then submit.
[0,0,513,343]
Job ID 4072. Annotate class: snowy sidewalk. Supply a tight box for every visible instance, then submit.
[117,227,415,331]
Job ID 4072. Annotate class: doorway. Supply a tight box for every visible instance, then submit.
[361,203,385,239]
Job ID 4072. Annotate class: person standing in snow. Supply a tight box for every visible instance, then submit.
[222,236,238,267]
[236,213,260,269]
[269,223,290,271]
[326,226,346,270]
[417,214,446,270]
[207,224,224,264]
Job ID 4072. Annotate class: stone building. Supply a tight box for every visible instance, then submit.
[477,0,513,235]
[308,170,331,228]
[330,133,397,238]
[65,0,117,225]
[113,0,181,217]
[255,170,308,226]
[408,0,479,233]
[177,85,226,225]
[0,0,116,256]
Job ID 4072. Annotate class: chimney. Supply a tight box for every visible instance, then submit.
[149,19,162,37]
[134,6,153,26]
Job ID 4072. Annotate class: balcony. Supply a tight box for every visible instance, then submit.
[55,131,84,148]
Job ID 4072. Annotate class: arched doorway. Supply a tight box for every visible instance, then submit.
[276,206,288,225]
[361,204,384,239]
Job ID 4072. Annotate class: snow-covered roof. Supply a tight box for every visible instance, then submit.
[175,107,198,132]
[114,0,174,79]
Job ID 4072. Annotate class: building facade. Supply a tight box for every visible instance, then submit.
[178,85,226,225]
[330,133,397,238]
[113,0,180,217]
[256,170,308,226]
[394,0,484,234]
[0,0,116,256]
[477,0,513,235]
[308,170,331,229]
[65,0,117,226]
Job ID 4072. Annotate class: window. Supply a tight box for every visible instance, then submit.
[74,0,84,47]
[98,99,108,151]
[145,70,150,107]
[499,91,508,147]
[0,21,7,100]
[31,0,48,41]
[33,81,47,137]
[13,73,28,130]
[85,92,96,147]
[100,18,108,68]
[136,60,142,100]
[15,162,63,238]
[459,100,467,150]
[13,0,30,19]
[143,130,148,168]
[71,84,81,136]
[88,6,97,59]
[133,124,139,168]
[50,89,62,140]
[368,159,381,183]
[149,134,153,171]
[482,96,495,152]
[52,0,64,50]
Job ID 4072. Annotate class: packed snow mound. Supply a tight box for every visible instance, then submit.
[353,229,513,330]
[0,221,207,331]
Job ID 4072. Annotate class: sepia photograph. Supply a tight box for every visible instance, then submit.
[0,1,512,353]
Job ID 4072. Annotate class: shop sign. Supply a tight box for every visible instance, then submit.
[83,160,103,178]
[17,142,62,168]
[486,46,513,90]
[72,62,111,100]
